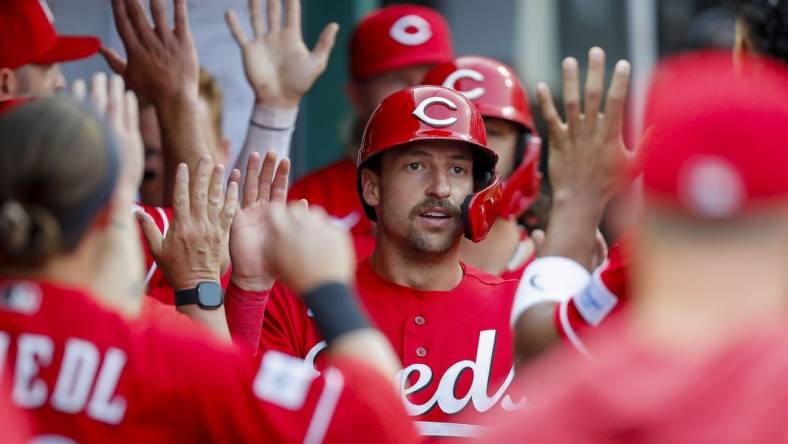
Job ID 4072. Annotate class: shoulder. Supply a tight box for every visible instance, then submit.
[290,159,355,193]
[462,263,519,290]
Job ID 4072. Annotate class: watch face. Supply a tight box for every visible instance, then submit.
[197,282,223,309]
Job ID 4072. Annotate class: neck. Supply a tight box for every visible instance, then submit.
[631,235,788,353]
[3,254,94,294]
[370,234,464,291]
[459,218,526,275]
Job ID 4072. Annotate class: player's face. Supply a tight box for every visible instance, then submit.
[484,117,520,180]
[13,63,66,96]
[350,64,434,120]
[373,141,474,254]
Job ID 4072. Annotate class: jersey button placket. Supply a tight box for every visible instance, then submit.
[416,347,427,358]
[414,315,426,326]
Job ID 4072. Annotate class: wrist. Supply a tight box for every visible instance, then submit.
[291,275,350,296]
[172,273,221,291]
[550,189,607,223]
[230,273,275,292]
[253,91,301,109]
[153,90,199,115]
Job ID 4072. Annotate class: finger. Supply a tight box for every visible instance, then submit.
[257,151,278,202]
[207,164,226,223]
[90,72,109,115]
[173,163,190,223]
[584,47,605,129]
[242,152,261,206]
[220,180,239,232]
[531,229,545,253]
[228,168,242,187]
[265,203,287,237]
[269,157,291,203]
[267,0,282,34]
[99,47,128,76]
[535,83,564,142]
[125,91,140,137]
[107,75,125,129]
[604,60,632,142]
[125,0,158,48]
[224,10,249,45]
[173,0,191,38]
[250,0,265,36]
[284,0,301,33]
[311,22,339,66]
[71,79,87,101]
[562,57,581,133]
[136,211,164,258]
[191,156,213,218]
[150,0,170,39]
[111,0,141,52]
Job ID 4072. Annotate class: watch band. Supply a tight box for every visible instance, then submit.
[174,287,200,307]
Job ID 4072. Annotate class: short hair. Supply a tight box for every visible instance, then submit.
[731,0,788,62]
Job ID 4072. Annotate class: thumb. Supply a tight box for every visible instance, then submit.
[99,47,128,76]
[530,229,545,254]
[136,210,164,259]
[311,22,339,65]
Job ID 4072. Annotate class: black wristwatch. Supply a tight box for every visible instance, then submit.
[174,281,223,310]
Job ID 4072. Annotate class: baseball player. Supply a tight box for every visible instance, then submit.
[483,49,788,444]
[0,96,418,443]
[0,0,99,110]
[232,85,523,440]
[287,4,455,253]
[423,56,541,279]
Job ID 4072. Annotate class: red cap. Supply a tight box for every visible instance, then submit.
[350,5,453,82]
[422,56,535,131]
[0,0,100,69]
[640,51,788,218]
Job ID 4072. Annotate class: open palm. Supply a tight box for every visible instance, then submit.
[229,151,291,291]
[226,0,339,108]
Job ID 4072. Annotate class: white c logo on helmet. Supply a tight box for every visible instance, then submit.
[389,15,432,46]
[443,69,486,100]
[412,96,458,128]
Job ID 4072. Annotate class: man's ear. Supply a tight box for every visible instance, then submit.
[0,68,19,101]
[361,167,381,208]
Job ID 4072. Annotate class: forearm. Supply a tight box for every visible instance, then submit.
[233,104,298,179]
[155,94,211,206]
[92,192,146,318]
[539,190,607,270]
[224,281,269,352]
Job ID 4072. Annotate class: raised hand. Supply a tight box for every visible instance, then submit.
[101,0,199,104]
[229,151,291,291]
[536,47,633,204]
[264,203,356,295]
[138,156,239,290]
[225,0,339,108]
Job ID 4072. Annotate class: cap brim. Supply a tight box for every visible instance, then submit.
[31,35,100,65]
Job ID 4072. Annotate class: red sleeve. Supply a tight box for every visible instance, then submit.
[259,282,307,356]
[224,282,269,353]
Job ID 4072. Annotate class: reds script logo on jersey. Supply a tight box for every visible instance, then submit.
[262,260,524,439]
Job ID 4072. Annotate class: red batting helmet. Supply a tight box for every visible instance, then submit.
[357,85,501,242]
[423,56,541,219]
[350,5,454,82]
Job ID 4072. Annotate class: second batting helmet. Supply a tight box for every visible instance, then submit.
[423,56,541,219]
[357,85,501,242]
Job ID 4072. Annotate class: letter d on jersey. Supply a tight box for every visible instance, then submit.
[413,96,458,128]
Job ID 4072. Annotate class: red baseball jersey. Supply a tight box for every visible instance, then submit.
[261,259,524,439]
[554,240,630,356]
[482,319,788,444]
[0,280,418,443]
[288,159,375,240]
[498,228,536,281]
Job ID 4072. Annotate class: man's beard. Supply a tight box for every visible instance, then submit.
[403,197,463,255]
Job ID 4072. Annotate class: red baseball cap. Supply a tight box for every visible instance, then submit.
[0,0,100,70]
[350,4,453,82]
[640,51,788,218]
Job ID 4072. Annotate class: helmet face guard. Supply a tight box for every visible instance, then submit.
[461,174,502,242]
[499,136,542,219]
